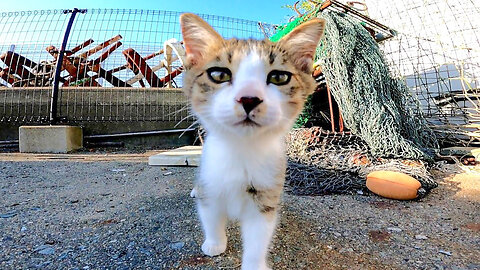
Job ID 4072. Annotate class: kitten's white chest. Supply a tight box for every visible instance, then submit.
[198,134,284,218]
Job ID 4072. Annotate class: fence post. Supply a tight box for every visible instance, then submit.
[49,8,87,124]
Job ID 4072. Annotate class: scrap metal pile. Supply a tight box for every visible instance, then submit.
[0,36,185,88]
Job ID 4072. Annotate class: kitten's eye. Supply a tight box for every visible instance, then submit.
[207,67,232,84]
[267,70,292,85]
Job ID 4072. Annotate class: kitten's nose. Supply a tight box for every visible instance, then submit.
[238,96,263,115]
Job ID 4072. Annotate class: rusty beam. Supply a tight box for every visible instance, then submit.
[123,48,162,87]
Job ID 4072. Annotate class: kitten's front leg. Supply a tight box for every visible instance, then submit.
[240,207,277,270]
[197,199,227,256]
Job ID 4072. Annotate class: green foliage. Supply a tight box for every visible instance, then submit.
[294,95,313,128]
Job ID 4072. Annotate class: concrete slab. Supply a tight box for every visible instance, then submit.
[19,125,83,153]
[149,145,201,167]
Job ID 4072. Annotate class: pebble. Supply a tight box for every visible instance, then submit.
[170,241,185,250]
[139,248,151,256]
[439,250,452,256]
[339,247,354,253]
[20,226,27,232]
[58,251,70,260]
[415,234,428,240]
[387,227,402,232]
[34,245,55,255]
[127,241,136,249]
[163,172,173,176]
[0,211,17,218]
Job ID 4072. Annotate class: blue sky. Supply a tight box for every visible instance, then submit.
[3,0,296,24]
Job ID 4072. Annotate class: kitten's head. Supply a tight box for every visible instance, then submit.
[180,13,325,138]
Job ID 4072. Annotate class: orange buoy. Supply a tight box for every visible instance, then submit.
[366,171,421,200]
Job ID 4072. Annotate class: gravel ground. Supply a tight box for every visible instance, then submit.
[0,152,479,270]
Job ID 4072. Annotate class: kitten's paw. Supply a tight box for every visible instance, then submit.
[190,188,197,198]
[201,240,226,257]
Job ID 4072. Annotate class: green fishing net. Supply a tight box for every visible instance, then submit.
[276,10,439,195]
[316,11,438,160]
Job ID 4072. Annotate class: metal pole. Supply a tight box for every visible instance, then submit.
[49,8,87,124]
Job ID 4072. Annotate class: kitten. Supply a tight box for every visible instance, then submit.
[180,13,325,270]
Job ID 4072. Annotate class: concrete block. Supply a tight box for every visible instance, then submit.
[149,146,202,167]
[19,125,83,153]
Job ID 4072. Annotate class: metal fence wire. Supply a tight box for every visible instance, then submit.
[0,9,273,124]
[364,0,480,145]
[2,4,479,146]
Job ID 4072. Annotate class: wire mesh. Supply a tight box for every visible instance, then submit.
[0,9,273,124]
[363,0,480,146]
[0,10,66,122]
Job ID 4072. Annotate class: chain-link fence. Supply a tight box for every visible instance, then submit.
[0,9,273,124]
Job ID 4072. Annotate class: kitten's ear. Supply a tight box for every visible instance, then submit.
[180,13,223,67]
[279,18,326,73]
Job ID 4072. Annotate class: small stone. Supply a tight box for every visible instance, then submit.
[127,241,135,249]
[170,241,185,250]
[356,190,364,195]
[139,248,151,256]
[58,251,70,260]
[339,247,354,253]
[387,227,402,232]
[35,245,55,255]
[0,211,17,218]
[415,234,428,240]
[21,226,27,232]
[439,250,452,256]
[163,172,173,176]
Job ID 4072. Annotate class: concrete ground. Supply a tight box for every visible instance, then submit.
[0,151,479,270]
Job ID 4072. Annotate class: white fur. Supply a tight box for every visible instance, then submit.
[207,52,288,138]
[195,51,293,270]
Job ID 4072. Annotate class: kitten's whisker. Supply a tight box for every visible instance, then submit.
[174,113,196,128]
[178,120,200,138]
[165,105,190,117]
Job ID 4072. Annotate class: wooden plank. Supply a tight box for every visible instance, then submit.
[148,146,201,167]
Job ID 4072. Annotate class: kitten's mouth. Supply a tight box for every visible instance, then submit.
[236,117,261,127]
